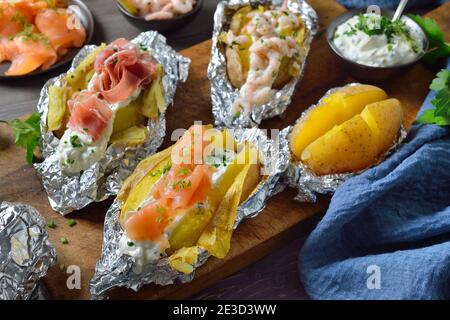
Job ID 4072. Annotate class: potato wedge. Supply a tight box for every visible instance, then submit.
[47,85,69,132]
[361,98,403,154]
[168,246,200,275]
[301,115,378,175]
[112,98,146,135]
[140,64,165,119]
[197,161,258,259]
[110,126,148,147]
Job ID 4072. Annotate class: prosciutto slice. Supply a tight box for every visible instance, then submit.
[67,91,113,142]
[92,38,157,104]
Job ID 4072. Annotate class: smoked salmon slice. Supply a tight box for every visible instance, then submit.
[0,1,86,76]
[67,91,113,142]
[123,203,171,242]
[35,8,86,57]
[5,34,57,76]
[123,125,215,242]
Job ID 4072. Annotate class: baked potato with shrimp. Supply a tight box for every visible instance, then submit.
[219,4,306,114]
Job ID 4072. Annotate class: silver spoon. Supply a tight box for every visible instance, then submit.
[392,0,409,21]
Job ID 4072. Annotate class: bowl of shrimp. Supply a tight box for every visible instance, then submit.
[116,0,204,33]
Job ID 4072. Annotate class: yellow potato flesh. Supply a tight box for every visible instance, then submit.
[110,125,148,146]
[197,159,260,259]
[112,99,146,135]
[301,115,378,175]
[140,65,165,119]
[47,85,69,132]
[360,98,403,154]
[120,158,169,222]
[168,246,200,275]
[290,85,387,159]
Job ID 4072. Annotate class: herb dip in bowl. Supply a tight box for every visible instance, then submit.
[327,10,428,82]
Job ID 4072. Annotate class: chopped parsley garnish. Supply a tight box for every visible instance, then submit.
[162,160,172,174]
[127,241,135,247]
[229,40,240,49]
[344,14,420,53]
[60,237,69,245]
[47,220,56,229]
[67,219,77,227]
[234,111,241,118]
[70,135,83,148]
[172,179,192,190]
[139,43,148,51]
[178,168,190,176]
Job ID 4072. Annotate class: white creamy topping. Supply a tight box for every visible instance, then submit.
[333,14,422,67]
[56,86,141,175]
[119,148,237,272]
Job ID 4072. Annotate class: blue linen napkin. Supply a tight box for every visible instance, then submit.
[298,60,450,300]
[337,0,449,9]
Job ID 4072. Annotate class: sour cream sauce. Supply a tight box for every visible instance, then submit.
[333,14,422,67]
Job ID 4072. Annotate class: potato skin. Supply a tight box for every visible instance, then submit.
[361,98,403,155]
[301,115,378,175]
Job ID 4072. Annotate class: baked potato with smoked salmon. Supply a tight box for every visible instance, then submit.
[116,124,264,274]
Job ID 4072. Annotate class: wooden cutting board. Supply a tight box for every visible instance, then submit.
[0,0,448,300]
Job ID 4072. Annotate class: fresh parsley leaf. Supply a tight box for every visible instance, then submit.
[47,220,56,229]
[417,69,450,126]
[433,88,450,118]
[0,112,41,164]
[430,69,450,91]
[67,219,77,227]
[408,14,450,64]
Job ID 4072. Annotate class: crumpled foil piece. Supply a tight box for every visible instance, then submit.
[89,127,290,299]
[285,83,408,202]
[0,202,57,300]
[208,0,318,128]
[34,31,191,215]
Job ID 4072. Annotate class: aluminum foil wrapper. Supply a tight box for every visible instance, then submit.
[208,0,318,128]
[89,127,290,299]
[34,31,191,215]
[285,83,408,203]
[0,202,56,300]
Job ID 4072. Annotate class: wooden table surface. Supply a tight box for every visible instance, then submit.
[0,0,448,300]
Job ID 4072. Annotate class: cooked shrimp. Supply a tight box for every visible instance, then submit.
[233,37,299,113]
[130,0,196,21]
[171,0,194,15]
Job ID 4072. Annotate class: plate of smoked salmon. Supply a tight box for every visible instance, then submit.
[0,0,94,79]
